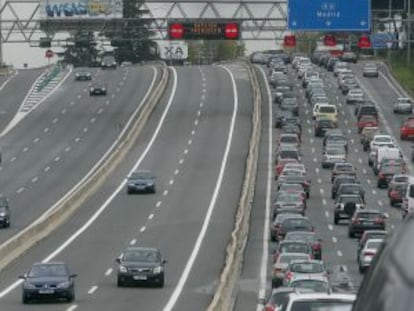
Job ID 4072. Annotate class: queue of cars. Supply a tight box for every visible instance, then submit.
[265,52,358,310]
[262,49,412,309]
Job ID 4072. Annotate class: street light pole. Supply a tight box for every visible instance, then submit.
[408,0,412,64]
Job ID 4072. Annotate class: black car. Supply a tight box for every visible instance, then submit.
[116,247,166,287]
[74,71,92,81]
[348,210,387,238]
[275,110,294,128]
[314,118,336,137]
[101,55,117,69]
[0,196,10,228]
[20,262,77,303]
[336,183,365,201]
[277,216,314,241]
[331,175,359,199]
[90,84,107,96]
[126,170,156,194]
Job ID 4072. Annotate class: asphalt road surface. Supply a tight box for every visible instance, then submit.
[0,63,254,311]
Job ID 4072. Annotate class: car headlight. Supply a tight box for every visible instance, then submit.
[0,212,5,217]
[57,281,70,289]
[90,88,95,91]
[119,265,128,273]
[102,88,106,91]
[23,282,36,289]
[153,266,163,274]
[75,73,80,77]
[101,62,105,66]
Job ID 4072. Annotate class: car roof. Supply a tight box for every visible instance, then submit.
[125,246,159,252]
[32,261,66,266]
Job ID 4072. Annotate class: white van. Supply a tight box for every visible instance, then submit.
[373,147,401,174]
[403,176,414,219]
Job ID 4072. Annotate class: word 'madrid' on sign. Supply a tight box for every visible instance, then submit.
[288,0,370,31]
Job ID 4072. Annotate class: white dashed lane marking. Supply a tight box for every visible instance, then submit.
[10,157,16,162]
[44,166,50,172]
[163,190,168,196]
[169,179,174,185]
[88,286,98,294]
[129,239,137,245]
[67,305,78,311]
[16,187,24,194]
[174,169,179,175]
[44,128,49,133]
[328,224,333,231]
[337,250,343,257]
[156,201,162,208]
[140,226,146,233]
[148,214,154,220]
[32,177,39,183]
[105,268,113,276]
[23,147,29,153]
[33,137,40,143]
[53,118,59,124]
[332,237,337,243]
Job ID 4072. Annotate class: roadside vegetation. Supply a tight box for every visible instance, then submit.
[388,52,414,96]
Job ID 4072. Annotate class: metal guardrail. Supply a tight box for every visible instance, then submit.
[36,64,61,92]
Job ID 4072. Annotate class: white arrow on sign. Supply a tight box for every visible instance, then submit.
[326,20,332,26]
[360,20,367,26]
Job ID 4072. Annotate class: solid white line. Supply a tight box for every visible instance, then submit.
[105,268,113,276]
[0,67,174,299]
[257,66,272,309]
[88,286,98,294]
[163,65,239,311]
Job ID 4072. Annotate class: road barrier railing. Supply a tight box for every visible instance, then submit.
[36,64,62,92]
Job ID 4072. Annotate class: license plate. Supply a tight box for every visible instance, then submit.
[133,275,147,280]
[39,289,54,294]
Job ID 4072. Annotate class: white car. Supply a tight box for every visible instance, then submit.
[393,97,413,114]
[346,88,364,104]
[369,135,395,150]
[283,292,356,311]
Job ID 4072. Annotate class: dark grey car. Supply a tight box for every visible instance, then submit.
[89,83,107,96]
[126,170,156,194]
[19,262,77,303]
[0,197,10,228]
[116,247,166,287]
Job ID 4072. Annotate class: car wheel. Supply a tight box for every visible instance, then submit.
[334,215,339,225]
[359,266,366,274]
[157,277,165,288]
[377,181,382,188]
[22,293,29,304]
[390,199,395,207]
[67,290,75,302]
[117,278,124,287]
[348,230,354,238]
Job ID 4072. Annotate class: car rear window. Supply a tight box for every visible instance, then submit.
[319,106,336,113]
[357,212,381,219]
[290,300,353,311]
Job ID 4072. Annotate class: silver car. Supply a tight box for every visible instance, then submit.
[283,260,328,286]
[322,147,346,169]
[357,238,384,273]
[346,88,364,105]
[362,62,379,77]
[393,97,413,114]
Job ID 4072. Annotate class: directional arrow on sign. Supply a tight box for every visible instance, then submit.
[326,21,332,26]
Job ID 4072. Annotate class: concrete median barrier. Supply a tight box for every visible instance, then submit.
[0,64,170,272]
[207,61,262,311]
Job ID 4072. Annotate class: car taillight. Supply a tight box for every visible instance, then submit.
[273,267,282,274]
[390,191,399,199]
[265,305,276,311]
[312,243,321,250]
[379,173,385,179]
[364,251,376,257]
[352,218,361,224]
[374,217,384,225]
[285,271,294,280]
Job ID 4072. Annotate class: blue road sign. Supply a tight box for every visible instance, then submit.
[370,32,397,49]
[288,0,370,32]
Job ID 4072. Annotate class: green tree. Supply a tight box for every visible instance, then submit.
[108,0,156,63]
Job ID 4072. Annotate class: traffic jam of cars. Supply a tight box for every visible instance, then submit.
[257,49,414,310]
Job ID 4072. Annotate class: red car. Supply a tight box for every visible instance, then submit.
[400,117,414,140]
[275,158,298,179]
[357,115,379,133]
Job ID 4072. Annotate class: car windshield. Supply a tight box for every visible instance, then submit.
[280,150,299,159]
[282,170,304,177]
[290,280,329,293]
[366,240,383,249]
[279,254,309,264]
[281,136,299,143]
[340,185,360,192]
[283,218,311,229]
[326,148,345,155]
[357,212,381,219]
[375,137,392,143]
[130,171,154,179]
[339,196,362,204]
[290,262,324,273]
[277,194,301,203]
[28,264,67,277]
[397,98,411,104]
[123,250,158,262]
[280,243,310,254]
[336,164,353,171]
[381,165,400,174]
[290,300,353,311]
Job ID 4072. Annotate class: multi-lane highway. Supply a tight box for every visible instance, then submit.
[0,57,411,311]
[0,63,257,311]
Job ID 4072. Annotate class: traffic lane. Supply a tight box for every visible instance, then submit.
[0,69,44,133]
[0,66,157,243]
[348,63,414,167]
[232,66,272,311]
[0,65,241,311]
[170,63,253,311]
